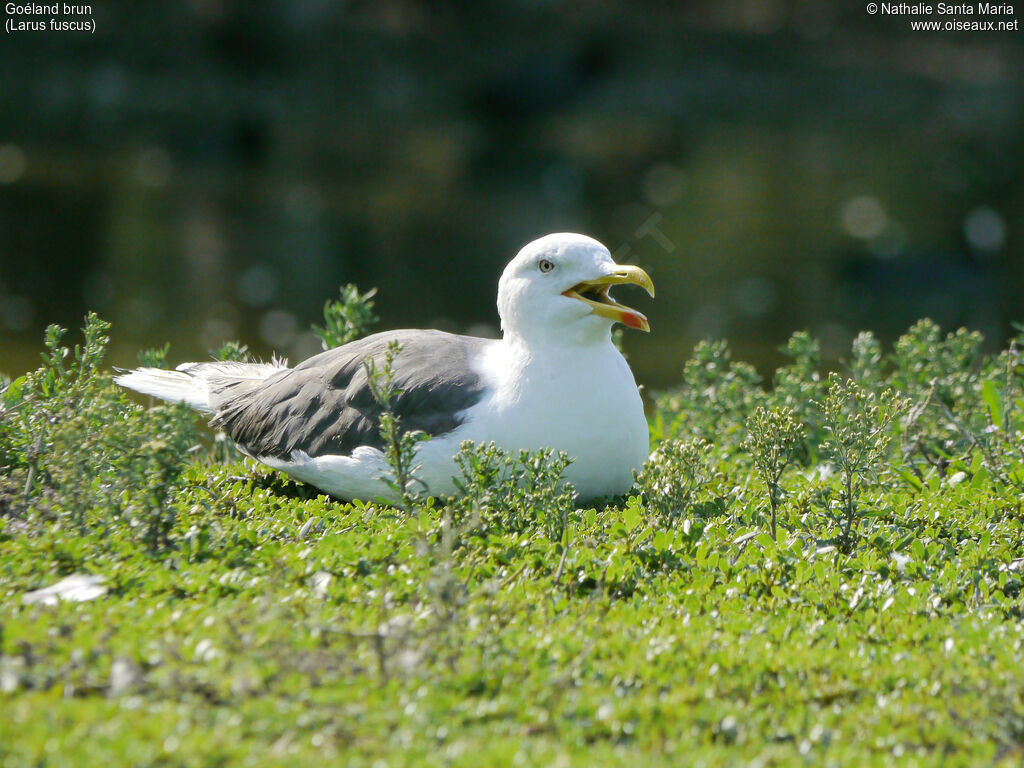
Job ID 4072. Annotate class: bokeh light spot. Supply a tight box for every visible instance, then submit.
[964,206,1005,253]
[260,309,297,348]
[0,295,34,331]
[0,145,27,184]
[238,265,278,307]
[840,196,887,240]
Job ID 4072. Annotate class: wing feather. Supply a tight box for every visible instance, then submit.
[211,330,489,459]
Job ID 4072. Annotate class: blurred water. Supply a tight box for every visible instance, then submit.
[1,2,1021,388]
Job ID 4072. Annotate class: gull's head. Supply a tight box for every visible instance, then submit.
[497,233,654,346]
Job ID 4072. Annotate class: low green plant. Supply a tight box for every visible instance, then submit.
[635,437,719,526]
[0,314,197,550]
[515,447,576,542]
[313,284,378,350]
[817,374,909,552]
[136,342,170,369]
[6,313,1024,766]
[451,441,575,541]
[846,330,884,393]
[743,405,804,538]
[891,320,983,409]
[768,330,825,452]
[362,341,429,509]
[212,339,252,363]
[651,339,762,445]
[969,338,1024,488]
[890,321,989,474]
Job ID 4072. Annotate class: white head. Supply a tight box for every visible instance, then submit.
[496,233,654,348]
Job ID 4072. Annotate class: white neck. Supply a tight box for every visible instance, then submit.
[500,318,615,357]
[487,323,622,411]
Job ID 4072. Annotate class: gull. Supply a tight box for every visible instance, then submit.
[116,233,654,501]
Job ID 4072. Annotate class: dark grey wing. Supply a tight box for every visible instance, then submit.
[211,330,491,459]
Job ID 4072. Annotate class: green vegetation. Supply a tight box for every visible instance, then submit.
[313,284,379,351]
[3,305,1024,767]
[743,405,804,539]
[361,339,429,509]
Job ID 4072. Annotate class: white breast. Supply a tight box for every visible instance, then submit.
[432,339,649,498]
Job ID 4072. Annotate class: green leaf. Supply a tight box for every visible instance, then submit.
[622,504,642,534]
[912,539,927,562]
[1,375,26,407]
[895,466,923,491]
[969,452,983,475]
[653,529,670,552]
[981,379,1004,428]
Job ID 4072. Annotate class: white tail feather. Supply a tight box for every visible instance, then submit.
[115,360,287,413]
[114,368,214,411]
[174,359,287,381]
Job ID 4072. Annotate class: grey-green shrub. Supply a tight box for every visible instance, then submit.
[635,437,719,526]
[314,284,378,350]
[0,313,198,550]
[817,374,909,552]
[743,405,804,538]
[451,441,575,542]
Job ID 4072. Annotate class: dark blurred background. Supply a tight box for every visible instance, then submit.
[1,1,1021,389]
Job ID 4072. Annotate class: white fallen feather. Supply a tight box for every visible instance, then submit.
[22,574,106,606]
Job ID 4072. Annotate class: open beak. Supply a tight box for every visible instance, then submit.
[562,265,655,332]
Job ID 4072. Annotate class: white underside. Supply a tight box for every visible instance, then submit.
[257,339,649,502]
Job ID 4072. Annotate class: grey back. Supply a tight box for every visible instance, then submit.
[211,330,490,459]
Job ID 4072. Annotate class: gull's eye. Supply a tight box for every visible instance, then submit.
[538,259,555,273]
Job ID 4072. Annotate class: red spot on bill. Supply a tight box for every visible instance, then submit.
[620,310,648,330]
